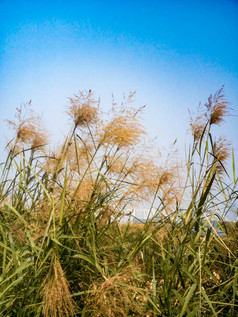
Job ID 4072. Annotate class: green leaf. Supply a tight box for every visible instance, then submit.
[179,283,197,317]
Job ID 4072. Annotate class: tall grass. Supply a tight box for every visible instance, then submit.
[0,88,237,316]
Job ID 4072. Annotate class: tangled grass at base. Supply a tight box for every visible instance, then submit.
[0,88,237,316]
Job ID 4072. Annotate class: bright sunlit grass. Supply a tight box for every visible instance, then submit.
[0,88,237,316]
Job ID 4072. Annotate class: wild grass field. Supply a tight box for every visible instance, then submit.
[0,88,237,316]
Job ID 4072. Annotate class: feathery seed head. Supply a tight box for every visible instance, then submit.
[205,86,230,125]
[66,90,99,127]
[213,136,231,174]
[42,257,74,317]
[6,102,48,150]
[189,106,206,142]
[189,87,231,142]
[101,107,146,148]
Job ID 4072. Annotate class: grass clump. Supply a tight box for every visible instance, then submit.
[0,88,237,316]
[42,254,75,317]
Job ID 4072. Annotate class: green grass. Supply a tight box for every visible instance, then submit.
[0,89,237,316]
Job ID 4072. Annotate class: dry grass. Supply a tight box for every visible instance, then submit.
[42,256,75,317]
[212,136,231,174]
[190,86,231,141]
[206,86,230,125]
[6,102,48,151]
[86,266,150,317]
[0,88,237,316]
[101,112,146,148]
[66,90,99,127]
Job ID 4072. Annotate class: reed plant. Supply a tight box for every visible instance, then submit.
[0,88,237,316]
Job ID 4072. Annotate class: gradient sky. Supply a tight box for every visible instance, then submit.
[0,0,238,164]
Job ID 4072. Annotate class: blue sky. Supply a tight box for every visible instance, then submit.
[0,0,238,161]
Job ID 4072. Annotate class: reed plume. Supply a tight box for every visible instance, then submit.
[41,256,75,317]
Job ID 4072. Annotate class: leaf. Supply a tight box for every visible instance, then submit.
[179,283,197,317]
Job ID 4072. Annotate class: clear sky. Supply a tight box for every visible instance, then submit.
[0,0,238,161]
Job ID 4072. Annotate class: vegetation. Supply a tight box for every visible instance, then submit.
[0,88,237,316]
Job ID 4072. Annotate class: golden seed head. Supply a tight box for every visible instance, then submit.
[66,90,99,127]
[6,103,48,150]
[206,87,230,125]
[213,136,231,174]
[101,107,146,148]
[189,87,231,141]
[42,257,75,317]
